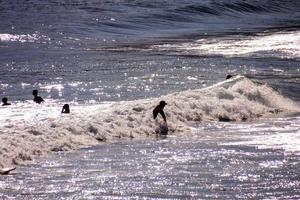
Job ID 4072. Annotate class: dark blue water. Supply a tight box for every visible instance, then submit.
[1,0,300,103]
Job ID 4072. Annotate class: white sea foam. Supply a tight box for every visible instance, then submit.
[0,76,299,167]
[152,31,300,59]
[0,33,49,43]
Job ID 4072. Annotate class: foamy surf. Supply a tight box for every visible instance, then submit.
[0,76,298,167]
[152,31,300,59]
[0,33,49,43]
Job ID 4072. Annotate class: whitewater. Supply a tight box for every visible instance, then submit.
[0,75,299,168]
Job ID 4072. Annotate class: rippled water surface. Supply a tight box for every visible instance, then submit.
[1,0,300,199]
[1,0,300,103]
[1,116,300,199]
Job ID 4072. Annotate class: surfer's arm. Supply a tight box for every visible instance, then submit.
[153,107,159,119]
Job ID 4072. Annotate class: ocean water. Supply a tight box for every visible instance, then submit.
[1,117,300,199]
[1,0,300,103]
[0,0,300,199]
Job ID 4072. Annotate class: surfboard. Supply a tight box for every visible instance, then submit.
[0,167,16,175]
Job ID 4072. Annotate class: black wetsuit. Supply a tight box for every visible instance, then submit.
[34,96,44,104]
[61,104,70,113]
[153,105,166,122]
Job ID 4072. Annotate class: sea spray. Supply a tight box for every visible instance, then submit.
[0,76,298,167]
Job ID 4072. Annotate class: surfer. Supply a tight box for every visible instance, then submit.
[32,89,44,104]
[226,74,233,79]
[2,97,11,106]
[153,100,167,122]
[153,100,168,135]
[61,104,70,113]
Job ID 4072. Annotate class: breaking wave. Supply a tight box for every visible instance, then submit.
[151,31,300,59]
[0,76,299,167]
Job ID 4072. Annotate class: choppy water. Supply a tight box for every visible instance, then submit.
[1,116,300,199]
[1,1,300,199]
[1,0,300,103]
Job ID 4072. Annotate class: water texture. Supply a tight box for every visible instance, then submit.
[1,0,300,102]
[0,76,298,168]
[1,117,300,199]
[0,1,300,199]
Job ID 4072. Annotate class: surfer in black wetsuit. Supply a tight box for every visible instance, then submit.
[61,104,70,113]
[153,100,167,122]
[2,97,11,106]
[32,89,44,104]
[226,74,233,79]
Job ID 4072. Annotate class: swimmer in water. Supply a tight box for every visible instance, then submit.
[226,74,233,79]
[2,97,11,106]
[32,89,44,104]
[61,104,70,113]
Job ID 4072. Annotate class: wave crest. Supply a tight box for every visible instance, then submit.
[0,76,298,167]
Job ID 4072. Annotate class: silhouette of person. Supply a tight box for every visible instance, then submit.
[226,74,233,79]
[32,89,44,104]
[2,97,11,106]
[61,104,70,113]
[153,100,167,122]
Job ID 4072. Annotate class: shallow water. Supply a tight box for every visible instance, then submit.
[1,116,300,199]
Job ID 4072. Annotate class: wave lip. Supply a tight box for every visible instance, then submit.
[0,76,299,168]
[152,31,300,59]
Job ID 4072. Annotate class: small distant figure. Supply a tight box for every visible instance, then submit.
[61,104,70,113]
[32,89,44,104]
[226,74,233,80]
[153,100,167,122]
[2,97,11,106]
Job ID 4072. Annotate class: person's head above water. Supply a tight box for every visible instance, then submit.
[61,104,70,113]
[2,97,11,106]
[226,74,233,80]
[32,89,38,96]
[32,89,44,104]
[2,97,8,103]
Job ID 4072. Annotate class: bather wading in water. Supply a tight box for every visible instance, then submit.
[61,104,70,113]
[153,100,168,135]
[2,97,11,106]
[32,89,44,104]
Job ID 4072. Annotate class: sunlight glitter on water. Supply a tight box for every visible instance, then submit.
[153,31,300,59]
[223,116,300,153]
[1,116,300,199]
